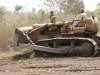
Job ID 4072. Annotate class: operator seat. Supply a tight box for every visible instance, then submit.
[73,20,86,33]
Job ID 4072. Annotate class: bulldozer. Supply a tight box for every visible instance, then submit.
[14,16,100,57]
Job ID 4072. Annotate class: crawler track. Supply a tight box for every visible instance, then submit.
[35,38,99,57]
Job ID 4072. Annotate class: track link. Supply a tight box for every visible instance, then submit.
[35,38,99,57]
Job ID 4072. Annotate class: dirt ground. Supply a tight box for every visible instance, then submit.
[0,50,100,75]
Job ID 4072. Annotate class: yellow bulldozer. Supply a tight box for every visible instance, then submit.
[14,16,100,57]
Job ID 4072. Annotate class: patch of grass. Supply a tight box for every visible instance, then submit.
[12,50,35,61]
[21,59,32,65]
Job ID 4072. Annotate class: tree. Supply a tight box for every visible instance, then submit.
[87,11,95,16]
[66,0,84,14]
[15,5,23,12]
[36,9,45,23]
[97,3,100,6]
[42,0,67,12]
[42,0,84,14]
[94,3,100,15]
[0,6,6,22]
[32,8,36,15]
[0,6,6,16]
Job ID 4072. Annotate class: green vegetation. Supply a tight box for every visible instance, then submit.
[21,59,32,65]
[0,0,100,51]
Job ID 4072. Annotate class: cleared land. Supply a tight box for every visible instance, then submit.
[0,50,100,75]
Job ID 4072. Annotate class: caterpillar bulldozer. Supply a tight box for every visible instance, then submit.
[14,17,100,57]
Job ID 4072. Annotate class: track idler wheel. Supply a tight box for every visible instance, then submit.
[78,42,93,57]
